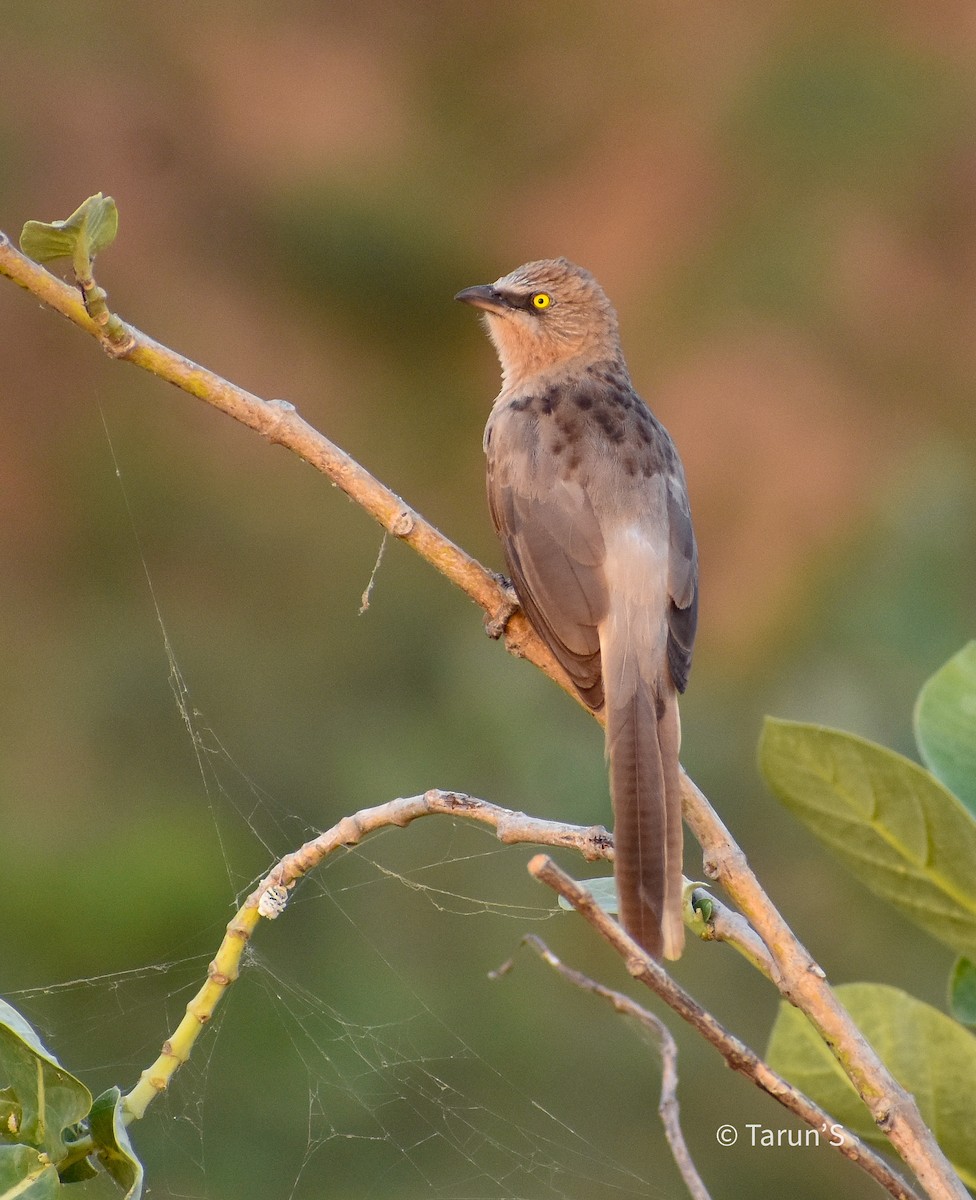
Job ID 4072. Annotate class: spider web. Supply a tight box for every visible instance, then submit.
[5,417,676,1200]
[10,728,666,1200]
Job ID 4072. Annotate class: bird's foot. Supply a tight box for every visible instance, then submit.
[484,575,520,639]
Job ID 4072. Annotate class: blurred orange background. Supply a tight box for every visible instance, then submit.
[1,4,974,1197]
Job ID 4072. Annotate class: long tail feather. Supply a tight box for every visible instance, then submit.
[607,682,684,960]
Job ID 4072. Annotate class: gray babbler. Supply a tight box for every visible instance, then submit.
[457,258,698,959]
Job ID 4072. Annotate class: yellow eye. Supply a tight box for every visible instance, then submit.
[531,292,552,310]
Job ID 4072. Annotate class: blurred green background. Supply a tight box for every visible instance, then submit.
[2,3,974,1197]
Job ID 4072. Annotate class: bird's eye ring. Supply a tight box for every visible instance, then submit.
[531,292,552,310]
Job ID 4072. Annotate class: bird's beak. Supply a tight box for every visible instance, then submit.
[454,284,512,315]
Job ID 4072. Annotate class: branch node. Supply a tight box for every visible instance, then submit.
[390,508,416,538]
[263,398,297,445]
[206,962,233,987]
[625,953,649,979]
[334,813,366,843]
[99,329,136,358]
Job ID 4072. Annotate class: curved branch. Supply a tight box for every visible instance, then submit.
[495,934,713,1200]
[528,856,919,1200]
[122,790,610,1120]
[0,230,965,1199]
[0,232,571,697]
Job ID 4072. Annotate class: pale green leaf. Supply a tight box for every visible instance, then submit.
[558,876,618,914]
[0,1001,91,1162]
[89,1088,143,1199]
[80,193,119,258]
[915,642,976,817]
[0,1145,60,1198]
[759,719,976,958]
[767,983,976,1187]
[20,193,118,266]
[17,222,78,264]
[948,956,976,1027]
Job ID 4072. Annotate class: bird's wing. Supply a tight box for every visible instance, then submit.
[487,430,607,709]
[665,470,698,695]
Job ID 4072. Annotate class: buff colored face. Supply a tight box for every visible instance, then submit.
[456,258,621,385]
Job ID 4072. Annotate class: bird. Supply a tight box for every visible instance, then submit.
[456,258,698,960]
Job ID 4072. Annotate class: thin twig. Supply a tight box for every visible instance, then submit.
[496,934,712,1200]
[527,855,921,1200]
[0,230,964,1199]
[688,887,777,981]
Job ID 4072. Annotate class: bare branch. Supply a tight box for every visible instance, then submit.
[122,790,611,1121]
[261,790,614,892]
[0,229,965,1199]
[0,233,572,699]
[527,855,921,1200]
[496,934,712,1200]
[678,773,965,1200]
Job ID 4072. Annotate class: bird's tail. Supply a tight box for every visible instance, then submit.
[606,680,685,960]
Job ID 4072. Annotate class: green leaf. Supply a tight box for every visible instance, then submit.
[559,876,618,914]
[20,193,118,267]
[915,642,976,817]
[691,889,714,923]
[0,1001,91,1162]
[79,194,118,259]
[948,956,976,1027]
[17,221,78,265]
[767,982,976,1187]
[0,1144,60,1198]
[89,1088,143,1199]
[759,719,976,958]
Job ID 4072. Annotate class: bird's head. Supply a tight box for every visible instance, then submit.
[456,258,622,388]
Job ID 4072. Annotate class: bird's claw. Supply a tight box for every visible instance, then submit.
[484,575,520,639]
